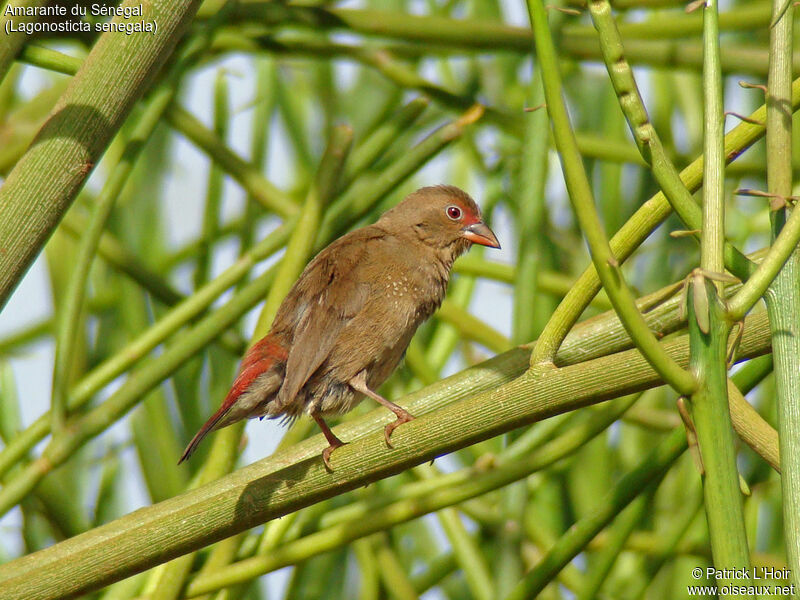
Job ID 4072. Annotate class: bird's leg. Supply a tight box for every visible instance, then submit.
[349,371,415,448]
[312,412,346,471]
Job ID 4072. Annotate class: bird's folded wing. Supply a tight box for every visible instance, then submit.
[275,231,376,408]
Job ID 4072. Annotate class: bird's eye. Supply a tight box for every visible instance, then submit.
[446,205,463,221]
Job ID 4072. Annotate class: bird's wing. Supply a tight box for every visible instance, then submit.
[274,229,377,408]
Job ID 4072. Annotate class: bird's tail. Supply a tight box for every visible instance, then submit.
[178,334,288,464]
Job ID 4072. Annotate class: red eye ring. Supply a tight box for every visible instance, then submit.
[446,205,462,220]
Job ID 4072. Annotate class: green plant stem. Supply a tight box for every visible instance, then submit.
[373,535,418,600]
[528,0,696,395]
[194,71,229,290]
[0,0,202,310]
[688,281,751,591]
[532,75,800,365]
[513,66,551,343]
[0,1,47,82]
[728,379,779,471]
[577,487,653,600]
[684,2,751,590]
[18,43,82,75]
[506,427,686,600]
[762,0,800,591]
[0,311,773,599]
[701,3,725,277]
[587,0,752,279]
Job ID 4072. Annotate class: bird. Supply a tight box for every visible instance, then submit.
[179,185,500,469]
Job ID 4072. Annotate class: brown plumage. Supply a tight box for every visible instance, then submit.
[179,185,500,469]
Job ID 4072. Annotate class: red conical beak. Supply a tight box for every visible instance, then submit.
[463,222,501,249]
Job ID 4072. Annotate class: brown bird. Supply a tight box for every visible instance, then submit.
[179,185,500,469]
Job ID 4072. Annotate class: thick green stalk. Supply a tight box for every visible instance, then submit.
[685,1,751,590]
[688,281,751,591]
[0,312,773,599]
[700,1,725,278]
[528,0,696,395]
[762,0,800,591]
[0,0,202,309]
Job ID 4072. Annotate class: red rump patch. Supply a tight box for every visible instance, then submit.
[224,334,288,405]
[178,334,290,463]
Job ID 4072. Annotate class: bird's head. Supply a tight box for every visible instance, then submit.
[379,185,500,258]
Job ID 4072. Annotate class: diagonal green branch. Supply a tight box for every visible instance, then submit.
[0,308,773,600]
[0,0,203,310]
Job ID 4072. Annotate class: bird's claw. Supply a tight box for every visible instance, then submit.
[384,411,415,448]
[321,440,347,471]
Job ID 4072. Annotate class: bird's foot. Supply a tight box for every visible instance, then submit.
[384,410,415,448]
[321,439,347,472]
